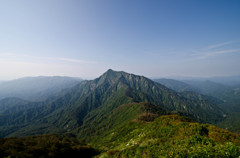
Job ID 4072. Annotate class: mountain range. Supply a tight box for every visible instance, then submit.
[0,69,239,157]
[0,69,226,137]
[154,78,240,132]
[0,76,81,101]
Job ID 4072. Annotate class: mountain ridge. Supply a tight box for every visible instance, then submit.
[0,76,82,101]
[0,69,226,137]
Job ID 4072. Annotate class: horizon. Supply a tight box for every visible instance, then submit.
[1,0,240,80]
[1,68,240,82]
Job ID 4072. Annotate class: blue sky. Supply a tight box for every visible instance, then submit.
[0,0,240,80]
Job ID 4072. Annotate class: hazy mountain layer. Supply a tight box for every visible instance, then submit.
[154,78,197,92]
[0,76,81,101]
[155,78,240,132]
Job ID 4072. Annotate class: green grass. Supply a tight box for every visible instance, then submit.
[93,115,240,158]
[1,114,239,158]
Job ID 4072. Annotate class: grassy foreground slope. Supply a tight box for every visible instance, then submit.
[95,115,240,158]
[0,114,239,158]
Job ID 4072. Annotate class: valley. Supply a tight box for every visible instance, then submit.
[0,70,239,157]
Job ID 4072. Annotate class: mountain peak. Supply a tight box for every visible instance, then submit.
[106,69,114,73]
[104,69,123,76]
[103,69,136,78]
[100,69,144,85]
[96,69,122,86]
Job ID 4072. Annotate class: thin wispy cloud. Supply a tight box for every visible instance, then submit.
[195,49,240,60]
[187,41,240,61]
[0,53,44,60]
[206,41,235,50]
[58,58,97,64]
[47,57,97,64]
[0,53,98,79]
[0,53,16,56]
[0,52,97,64]
[205,49,240,56]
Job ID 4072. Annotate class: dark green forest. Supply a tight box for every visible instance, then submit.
[0,135,98,158]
